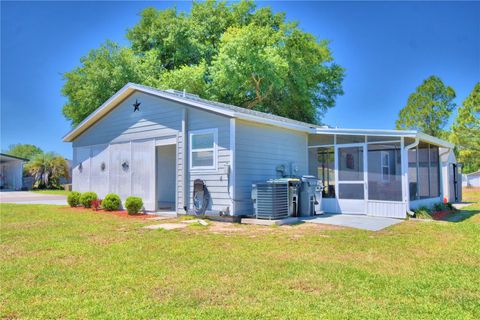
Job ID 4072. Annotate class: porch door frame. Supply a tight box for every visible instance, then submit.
[154,137,178,212]
[335,142,368,215]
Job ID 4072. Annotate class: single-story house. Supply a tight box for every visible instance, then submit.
[463,170,480,188]
[0,153,28,191]
[63,83,461,218]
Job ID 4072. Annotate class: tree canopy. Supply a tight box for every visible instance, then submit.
[395,76,456,137]
[450,83,480,173]
[62,0,344,126]
[4,144,43,160]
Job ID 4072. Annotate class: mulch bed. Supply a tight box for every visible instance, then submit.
[431,210,456,220]
[66,206,151,219]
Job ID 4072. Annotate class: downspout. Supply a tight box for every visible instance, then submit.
[405,137,419,216]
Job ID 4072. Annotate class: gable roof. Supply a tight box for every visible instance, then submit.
[62,82,454,149]
[63,83,321,142]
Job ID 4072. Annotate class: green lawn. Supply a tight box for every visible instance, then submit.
[31,189,70,196]
[463,187,480,203]
[1,203,479,319]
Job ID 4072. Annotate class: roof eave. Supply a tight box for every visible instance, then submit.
[313,128,454,148]
[63,83,314,142]
[416,132,454,149]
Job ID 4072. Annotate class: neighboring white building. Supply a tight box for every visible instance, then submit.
[0,153,28,191]
[63,83,461,218]
[463,171,480,188]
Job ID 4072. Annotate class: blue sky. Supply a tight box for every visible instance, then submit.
[1,1,479,158]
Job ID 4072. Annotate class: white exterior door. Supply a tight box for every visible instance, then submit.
[335,143,367,214]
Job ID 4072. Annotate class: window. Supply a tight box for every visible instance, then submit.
[189,129,217,170]
[381,151,390,183]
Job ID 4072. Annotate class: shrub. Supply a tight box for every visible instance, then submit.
[415,206,432,219]
[433,202,445,212]
[102,193,121,211]
[125,196,143,215]
[80,192,98,208]
[67,191,81,207]
[91,199,102,211]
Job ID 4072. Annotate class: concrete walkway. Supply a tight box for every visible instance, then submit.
[0,191,67,205]
[301,213,403,231]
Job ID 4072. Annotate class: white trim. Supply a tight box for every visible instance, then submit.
[335,143,367,214]
[189,128,218,171]
[316,128,417,137]
[174,136,179,212]
[229,118,236,215]
[129,141,133,196]
[155,137,177,146]
[181,108,187,211]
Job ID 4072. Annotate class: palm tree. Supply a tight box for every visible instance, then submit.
[26,152,69,189]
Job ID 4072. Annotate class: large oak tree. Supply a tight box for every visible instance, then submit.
[62,0,344,126]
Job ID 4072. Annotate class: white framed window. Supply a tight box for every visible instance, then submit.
[381,151,390,182]
[189,128,218,170]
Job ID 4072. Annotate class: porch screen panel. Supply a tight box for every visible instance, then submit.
[336,135,365,144]
[132,140,154,205]
[429,146,440,197]
[408,148,418,200]
[309,134,334,146]
[339,184,364,199]
[418,143,430,199]
[109,142,131,199]
[317,147,335,198]
[367,143,402,201]
[409,143,441,200]
[90,145,109,198]
[338,146,363,181]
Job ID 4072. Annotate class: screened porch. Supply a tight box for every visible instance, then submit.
[308,131,447,218]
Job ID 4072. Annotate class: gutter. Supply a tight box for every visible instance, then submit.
[404,137,419,216]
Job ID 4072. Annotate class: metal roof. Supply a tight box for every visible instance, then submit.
[0,153,29,162]
[62,82,455,149]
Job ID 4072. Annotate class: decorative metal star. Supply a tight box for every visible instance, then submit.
[133,99,141,112]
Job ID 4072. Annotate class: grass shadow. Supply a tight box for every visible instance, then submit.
[442,209,480,222]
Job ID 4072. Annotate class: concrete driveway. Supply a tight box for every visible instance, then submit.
[0,191,67,205]
[301,213,403,231]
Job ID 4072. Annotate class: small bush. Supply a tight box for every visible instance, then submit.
[80,192,98,208]
[415,206,432,219]
[125,196,143,215]
[67,191,81,207]
[433,202,445,212]
[102,193,121,211]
